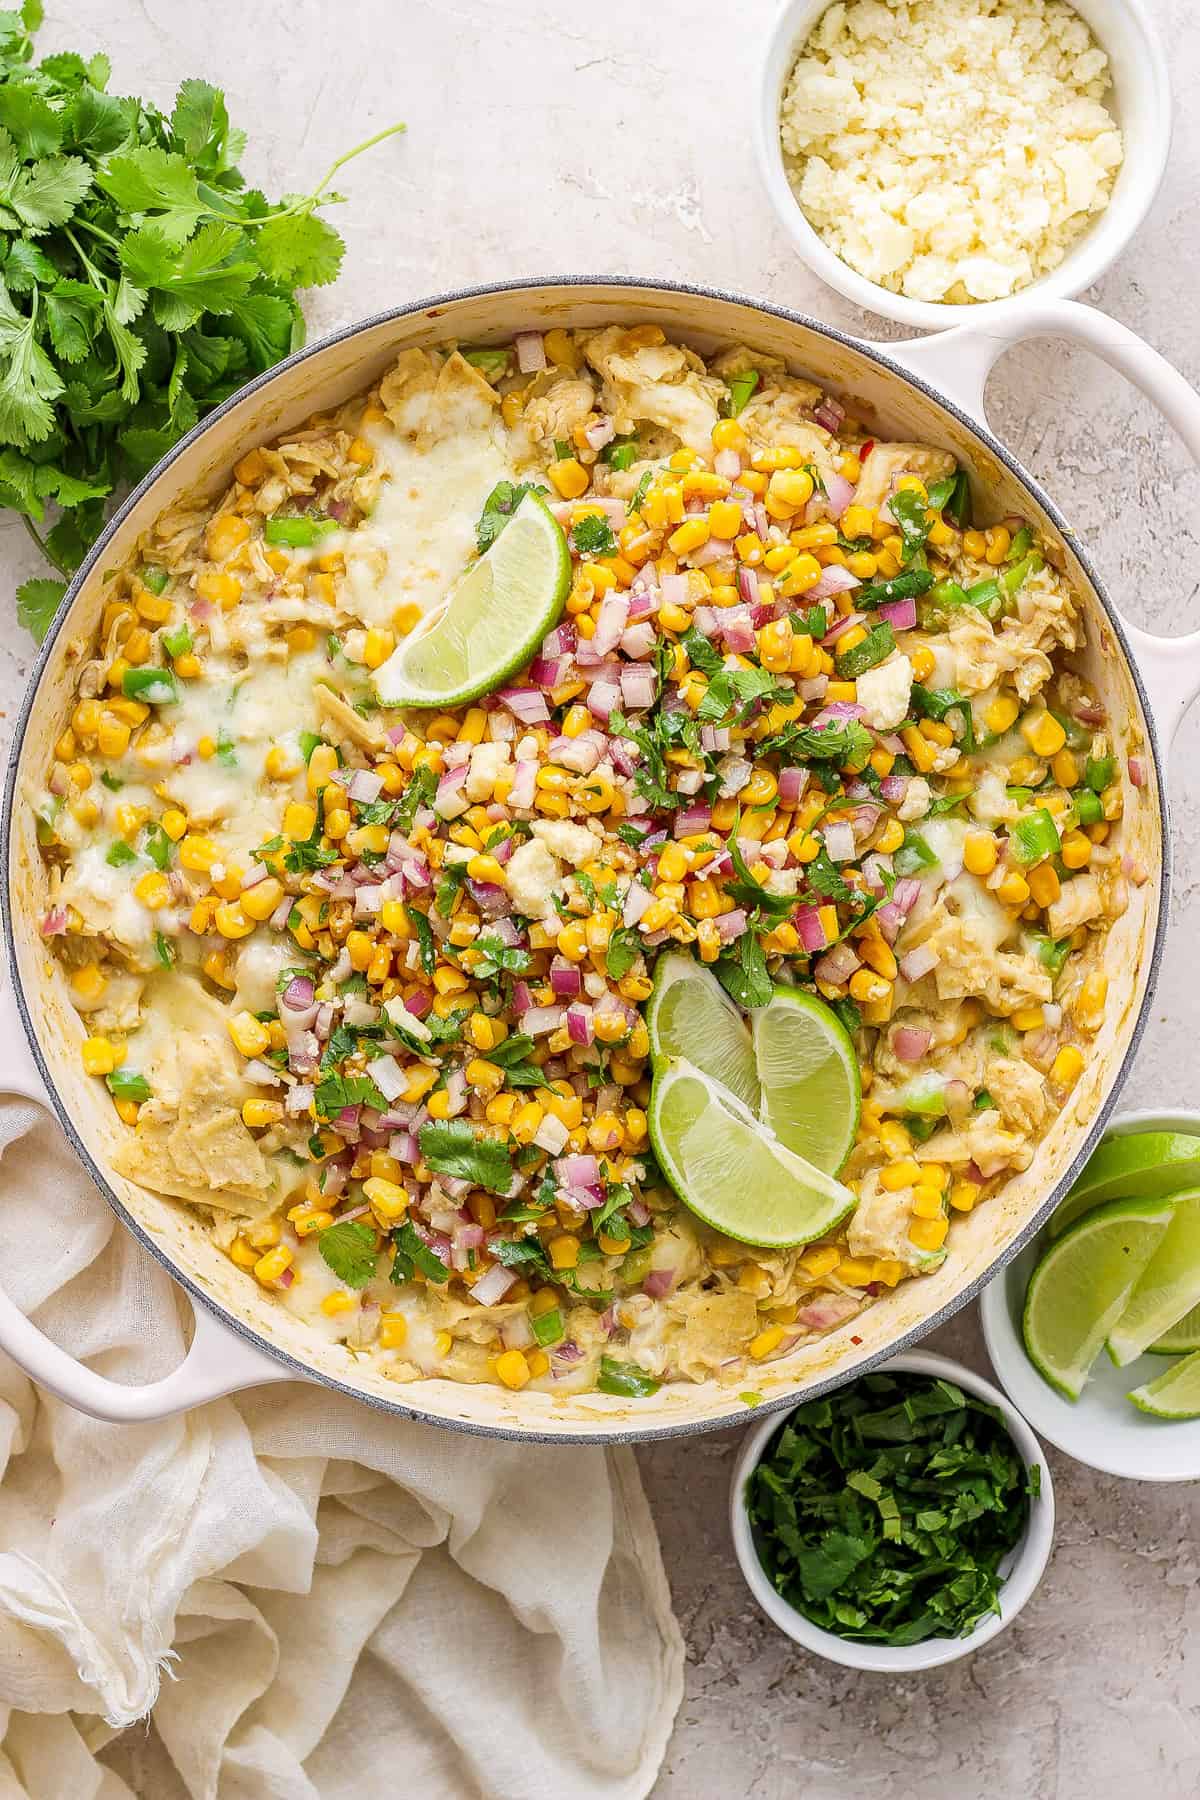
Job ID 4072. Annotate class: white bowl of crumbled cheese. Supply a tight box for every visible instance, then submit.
[756,0,1171,329]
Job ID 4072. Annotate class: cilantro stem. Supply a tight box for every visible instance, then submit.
[222,122,409,230]
[22,516,70,580]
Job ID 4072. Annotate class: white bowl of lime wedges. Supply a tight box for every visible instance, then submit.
[981,1110,1200,1482]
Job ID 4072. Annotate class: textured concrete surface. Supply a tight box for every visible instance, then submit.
[1,1,1197,1794]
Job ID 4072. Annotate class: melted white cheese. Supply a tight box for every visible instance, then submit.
[342,422,517,630]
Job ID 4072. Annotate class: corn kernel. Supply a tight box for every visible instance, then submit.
[950,1180,981,1213]
[1022,711,1067,758]
[494,1349,531,1390]
[364,1175,410,1220]
[242,1098,284,1128]
[749,1326,785,1360]
[908,1216,948,1252]
[963,832,998,877]
[1051,1045,1085,1089]
[81,1035,116,1076]
[229,1011,270,1057]
[1060,830,1092,870]
[254,1245,294,1286]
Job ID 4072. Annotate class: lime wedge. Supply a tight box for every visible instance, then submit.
[373,491,569,708]
[646,960,860,1177]
[1129,1347,1200,1419]
[1022,1198,1173,1400]
[1149,1302,1200,1355]
[648,1057,856,1248]
[645,954,759,1113]
[1050,1131,1200,1237]
[751,986,859,1175]
[1106,1191,1200,1366]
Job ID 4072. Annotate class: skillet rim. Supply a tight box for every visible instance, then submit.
[0,274,1170,1442]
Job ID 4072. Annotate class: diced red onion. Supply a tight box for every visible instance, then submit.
[878,597,917,631]
[550,960,582,998]
[501,687,551,725]
[592,593,630,657]
[893,1025,932,1061]
[281,975,315,1011]
[40,908,67,937]
[880,774,909,804]
[619,621,657,660]
[823,821,856,863]
[524,1004,564,1037]
[434,763,470,820]
[809,564,860,602]
[795,906,828,953]
[622,880,653,927]
[814,941,861,986]
[716,908,748,942]
[470,1264,517,1307]
[348,768,384,804]
[556,1153,599,1187]
[514,330,546,373]
[286,1082,314,1116]
[692,605,720,639]
[619,664,658,711]
[566,1002,595,1045]
[673,803,711,838]
[721,608,756,654]
[530,655,568,688]
[899,944,938,982]
[700,725,731,753]
[777,766,808,806]
[1129,757,1145,788]
[584,417,615,452]
[643,1268,675,1299]
[813,398,845,433]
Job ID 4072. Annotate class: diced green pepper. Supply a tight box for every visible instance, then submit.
[725,371,759,417]
[928,578,970,608]
[462,347,510,378]
[622,1244,654,1286]
[142,823,171,870]
[1074,787,1103,826]
[105,840,136,867]
[530,1306,564,1347]
[140,564,170,595]
[926,468,971,528]
[263,515,339,549]
[1006,525,1035,562]
[1009,807,1061,865]
[603,435,639,470]
[1033,934,1071,975]
[965,577,1002,618]
[121,666,179,706]
[1086,754,1115,793]
[160,622,192,659]
[106,1069,151,1102]
[1000,551,1042,595]
[596,1356,660,1398]
[299,730,322,763]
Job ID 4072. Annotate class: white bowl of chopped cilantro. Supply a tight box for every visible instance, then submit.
[729,1351,1054,1671]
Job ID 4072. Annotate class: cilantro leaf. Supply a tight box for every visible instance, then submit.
[572,512,617,558]
[604,925,641,981]
[801,846,855,904]
[314,1072,390,1117]
[472,934,531,980]
[406,905,436,975]
[756,718,873,767]
[394,764,436,832]
[476,479,548,554]
[254,211,344,288]
[389,1218,451,1285]
[318,1221,378,1289]
[418,1119,514,1194]
[715,928,773,1009]
[15,573,62,639]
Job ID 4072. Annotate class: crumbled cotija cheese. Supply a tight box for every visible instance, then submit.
[780,0,1123,303]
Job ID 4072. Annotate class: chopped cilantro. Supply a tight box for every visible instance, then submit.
[318,1222,378,1289]
[389,1219,451,1284]
[418,1119,514,1194]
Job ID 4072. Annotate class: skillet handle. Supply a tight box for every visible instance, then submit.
[888,298,1200,758]
[0,973,294,1421]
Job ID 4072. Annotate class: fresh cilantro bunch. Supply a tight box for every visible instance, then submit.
[0,2,403,638]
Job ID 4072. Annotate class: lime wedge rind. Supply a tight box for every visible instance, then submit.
[648,1056,857,1249]
[1106,1190,1200,1368]
[752,985,859,1176]
[645,954,760,1114]
[1128,1347,1200,1420]
[373,491,569,709]
[1022,1197,1174,1401]
[1149,1300,1200,1355]
[1050,1130,1200,1237]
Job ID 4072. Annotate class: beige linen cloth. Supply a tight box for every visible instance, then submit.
[0,1091,683,1798]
